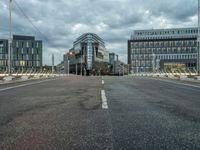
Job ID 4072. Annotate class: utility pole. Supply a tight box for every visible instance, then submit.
[8,0,12,74]
[198,0,200,75]
[52,54,55,73]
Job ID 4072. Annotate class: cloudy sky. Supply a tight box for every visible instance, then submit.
[0,0,198,65]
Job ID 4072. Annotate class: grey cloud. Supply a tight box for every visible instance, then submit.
[0,0,198,65]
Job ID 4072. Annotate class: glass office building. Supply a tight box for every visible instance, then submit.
[128,27,198,73]
[70,33,109,73]
[0,35,42,72]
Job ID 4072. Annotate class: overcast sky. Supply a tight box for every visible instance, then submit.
[0,0,198,65]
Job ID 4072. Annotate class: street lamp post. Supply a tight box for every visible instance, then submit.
[68,58,69,76]
[8,0,12,75]
[198,0,200,75]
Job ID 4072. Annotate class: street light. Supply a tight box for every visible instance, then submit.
[8,0,12,75]
[198,0,200,75]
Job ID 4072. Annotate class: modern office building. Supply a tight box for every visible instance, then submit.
[0,39,8,71]
[109,53,119,74]
[128,27,198,73]
[65,33,109,75]
[0,35,42,72]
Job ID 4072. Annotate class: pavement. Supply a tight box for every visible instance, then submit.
[0,76,200,150]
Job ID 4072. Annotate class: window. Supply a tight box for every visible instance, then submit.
[16,42,19,47]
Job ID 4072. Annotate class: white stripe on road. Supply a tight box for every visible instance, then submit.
[101,90,108,109]
[0,79,57,92]
[150,78,200,89]
[102,80,104,85]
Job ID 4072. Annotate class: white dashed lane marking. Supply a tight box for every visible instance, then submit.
[101,90,108,109]
[102,80,104,85]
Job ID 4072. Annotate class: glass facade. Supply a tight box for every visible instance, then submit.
[73,33,109,71]
[0,40,8,71]
[0,35,42,72]
[128,28,198,73]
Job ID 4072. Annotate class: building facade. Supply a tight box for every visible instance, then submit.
[66,33,109,75]
[0,39,8,71]
[128,27,198,73]
[109,53,119,74]
[0,35,42,72]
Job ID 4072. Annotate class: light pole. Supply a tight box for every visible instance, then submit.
[67,57,69,76]
[198,0,200,75]
[8,0,12,74]
[52,54,55,73]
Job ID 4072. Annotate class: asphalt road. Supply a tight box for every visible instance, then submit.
[0,76,200,150]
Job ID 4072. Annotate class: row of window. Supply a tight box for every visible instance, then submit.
[0,60,7,66]
[156,55,197,60]
[0,60,41,67]
[131,40,197,48]
[135,29,198,36]
[131,47,197,54]
[132,61,152,67]
[13,61,41,67]
[0,47,8,54]
[0,54,40,60]
[0,48,41,55]
[14,41,40,48]
[13,54,40,61]
[0,54,8,59]
[133,36,197,40]
[132,54,197,61]
[14,48,40,55]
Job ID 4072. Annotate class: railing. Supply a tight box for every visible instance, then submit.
[129,68,198,78]
[0,69,70,78]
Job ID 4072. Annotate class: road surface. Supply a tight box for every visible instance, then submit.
[0,76,200,150]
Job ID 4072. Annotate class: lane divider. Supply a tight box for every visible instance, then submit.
[102,80,104,85]
[0,78,58,92]
[101,90,108,109]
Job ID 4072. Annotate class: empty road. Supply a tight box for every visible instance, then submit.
[0,76,200,150]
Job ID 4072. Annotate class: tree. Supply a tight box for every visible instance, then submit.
[92,62,110,75]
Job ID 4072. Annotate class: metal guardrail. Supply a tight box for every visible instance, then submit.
[129,68,199,77]
[0,69,70,78]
